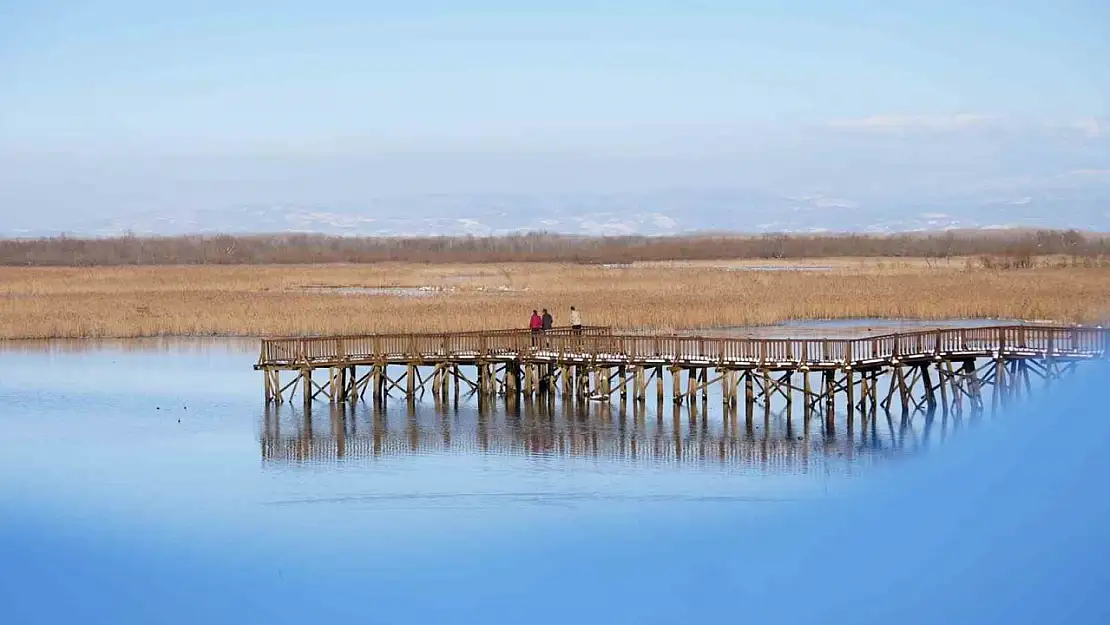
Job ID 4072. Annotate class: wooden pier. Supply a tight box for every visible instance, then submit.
[257,324,1109,426]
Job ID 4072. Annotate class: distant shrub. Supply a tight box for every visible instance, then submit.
[1,229,1107,267]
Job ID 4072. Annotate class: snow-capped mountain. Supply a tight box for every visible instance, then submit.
[4,187,1107,238]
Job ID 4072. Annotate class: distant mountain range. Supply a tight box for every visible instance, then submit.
[4,187,1107,238]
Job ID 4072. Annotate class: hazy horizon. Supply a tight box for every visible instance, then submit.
[2,1,1107,234]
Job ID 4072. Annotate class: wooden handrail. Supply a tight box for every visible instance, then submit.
[259,324,1110,366]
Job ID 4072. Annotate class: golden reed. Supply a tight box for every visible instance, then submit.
[1,258,1107,339]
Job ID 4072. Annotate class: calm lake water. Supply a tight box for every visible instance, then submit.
[0,338,906,533]
[1,338,1107,624]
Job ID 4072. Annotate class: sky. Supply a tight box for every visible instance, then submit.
[0,0,1108,226]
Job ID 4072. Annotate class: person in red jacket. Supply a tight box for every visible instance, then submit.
[529,310,542,347]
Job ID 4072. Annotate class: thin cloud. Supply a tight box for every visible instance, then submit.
[1052,118,1104,139]
[828,114,999,132]
[1059,169,1110,181]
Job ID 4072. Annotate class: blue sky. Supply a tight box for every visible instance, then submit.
[0,0,1107,224]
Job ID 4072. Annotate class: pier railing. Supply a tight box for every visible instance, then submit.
[259,325,1109,367]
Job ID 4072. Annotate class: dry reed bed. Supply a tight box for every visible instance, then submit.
[1,261,1108,339]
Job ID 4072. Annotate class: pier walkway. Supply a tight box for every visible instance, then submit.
[257,324,1108,427]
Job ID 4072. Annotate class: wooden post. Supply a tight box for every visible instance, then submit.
[672,367,682,405]
[618,365,627,400]
[783,372,793,413]
[700,368,709,405]
[845,368,855,434]
[373,364,384,404]
[687,368,698,408]
[993,357,1006,415]
[965,360,982,417]
[893,364,908,418]
[439,364,449,401]
[656,366,664,403]
[865,375,874,424]
[762,368,772,430]
[858,371,868,431]
[328,367,338,404]
[802,370,812,426]
[921,363,937,411]
[452,364,460,403]
[301,368,312,410]
[264,368,273,403]
[721,370,732,407]
[1022,360,1033,399]
[937,362,950,419]
[783,372,793,431]
[406,363,416,398]
[745,370,755,430]
[338,367,347,403]
[824,370,835,430]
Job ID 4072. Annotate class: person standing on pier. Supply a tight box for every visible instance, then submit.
[541,308,554,348]
[570,306,582,334]
[530,309,543,347]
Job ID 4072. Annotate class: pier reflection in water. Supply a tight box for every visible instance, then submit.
[261,395,960,476]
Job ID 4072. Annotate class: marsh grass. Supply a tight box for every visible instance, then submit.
[1,259,1107,339]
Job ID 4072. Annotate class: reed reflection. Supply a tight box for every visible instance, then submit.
[260,395,954,475]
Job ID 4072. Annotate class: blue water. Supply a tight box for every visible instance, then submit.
[1,340,1107,624]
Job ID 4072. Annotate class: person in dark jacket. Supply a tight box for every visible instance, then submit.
[540,308,554,348]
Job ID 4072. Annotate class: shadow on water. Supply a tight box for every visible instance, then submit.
[260,395,965,477]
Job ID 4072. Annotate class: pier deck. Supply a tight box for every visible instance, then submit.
[256,324,1109,425]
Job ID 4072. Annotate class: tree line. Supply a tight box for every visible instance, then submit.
[1,230,1106,266]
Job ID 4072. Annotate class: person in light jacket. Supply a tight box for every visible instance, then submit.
[570,306,582,334]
